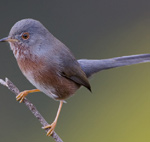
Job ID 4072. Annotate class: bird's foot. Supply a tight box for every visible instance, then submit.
[42,121,57,136]
[16,90,29,103]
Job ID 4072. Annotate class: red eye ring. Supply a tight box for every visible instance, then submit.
[21,32,30,40]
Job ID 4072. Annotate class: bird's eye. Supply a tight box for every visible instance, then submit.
[21,32,30,40]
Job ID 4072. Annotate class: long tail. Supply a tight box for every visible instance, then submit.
[78,54,150,78]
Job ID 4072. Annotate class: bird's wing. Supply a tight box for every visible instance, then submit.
[61,58,91,92]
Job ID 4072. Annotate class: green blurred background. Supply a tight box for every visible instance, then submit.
[0,0,150,142]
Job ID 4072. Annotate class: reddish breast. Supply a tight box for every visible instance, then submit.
[17,57,80,100]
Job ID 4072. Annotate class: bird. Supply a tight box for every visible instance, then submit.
[0,18,150,136]
[0,19,91,136]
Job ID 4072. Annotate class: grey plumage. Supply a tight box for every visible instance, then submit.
[1,18,150,136]
[78,54,150,78]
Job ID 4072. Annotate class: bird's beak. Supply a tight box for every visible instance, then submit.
[0,37,18,42]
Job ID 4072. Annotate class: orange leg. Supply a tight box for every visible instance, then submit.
[43,100,63,136]
[16,89,40,103]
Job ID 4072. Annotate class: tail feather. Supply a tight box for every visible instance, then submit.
[78,54,150,78]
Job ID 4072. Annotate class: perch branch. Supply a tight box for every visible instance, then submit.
[0,78,63,142]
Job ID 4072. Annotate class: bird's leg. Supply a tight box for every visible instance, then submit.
[16,89,40,103]
[43,100,63,136]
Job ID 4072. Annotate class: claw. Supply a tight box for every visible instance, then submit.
[43,122,57,136]
[16,89,40,103]
[42,101,63,136]
[16,90,28,103]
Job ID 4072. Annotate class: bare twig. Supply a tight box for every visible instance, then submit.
[0,78,63,142]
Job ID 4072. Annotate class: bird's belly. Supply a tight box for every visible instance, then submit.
[21,69,80,100]
[18,56,80,100]
[23,71,59,100]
